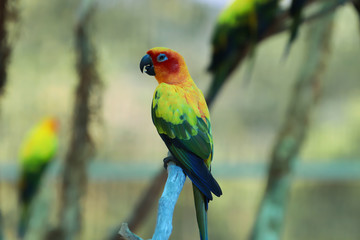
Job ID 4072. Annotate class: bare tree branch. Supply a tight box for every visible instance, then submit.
[119,223,144,240]
[107,169,167,240]
[127,169,167,231]
[0,0,10,96]
[0,1,18,236]
[57,0,102,239]
[0,0,18,96]
[249,3,335,240]
[118,161,186,240]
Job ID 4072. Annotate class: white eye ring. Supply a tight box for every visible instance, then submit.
[157,53,168,62]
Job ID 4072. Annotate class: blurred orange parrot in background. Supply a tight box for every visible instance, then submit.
[17,117,59,238]
[140,47,222,240]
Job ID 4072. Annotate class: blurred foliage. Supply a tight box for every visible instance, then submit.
[0,0,359,239]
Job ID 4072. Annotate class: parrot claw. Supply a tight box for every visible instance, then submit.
[163,156,175,169]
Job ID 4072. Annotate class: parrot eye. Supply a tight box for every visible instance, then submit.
[157,53,168,62]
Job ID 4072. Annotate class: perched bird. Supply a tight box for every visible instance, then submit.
[207,0,279,105]
[140,47,222,240]
[283,0,308,57]
[17,117,59,238]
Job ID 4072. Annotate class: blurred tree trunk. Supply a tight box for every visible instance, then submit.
[0,1,17,237]
[0,0,17,96]
[58,1,102,239]
[0,0,10,96]
[249,6,335,240]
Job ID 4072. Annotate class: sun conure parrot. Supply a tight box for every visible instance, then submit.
[140,47,222,240]
[207,0,279,105]
[283,0,308,57]
[17,117,59,238]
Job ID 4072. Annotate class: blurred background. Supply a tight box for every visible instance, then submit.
[0,0,359,239]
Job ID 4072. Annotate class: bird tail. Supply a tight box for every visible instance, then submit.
[17,167,45,239]
[193,183,208,240]
[18,203,29,239]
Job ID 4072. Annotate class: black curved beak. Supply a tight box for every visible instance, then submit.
[140,54,155,76]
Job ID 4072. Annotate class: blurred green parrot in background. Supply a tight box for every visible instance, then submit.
[17,117,59,238]
[207,0,279,105]
[140,47,222,240]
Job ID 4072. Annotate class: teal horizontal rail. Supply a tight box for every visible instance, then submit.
[0,160,359,181]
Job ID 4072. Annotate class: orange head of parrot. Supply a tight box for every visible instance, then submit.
[140,47,190,84]
[42,117,59,133]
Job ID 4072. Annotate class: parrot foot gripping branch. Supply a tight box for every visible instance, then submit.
[118,158,186,240]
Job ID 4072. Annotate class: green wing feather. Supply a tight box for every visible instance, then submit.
[152,112,212,161]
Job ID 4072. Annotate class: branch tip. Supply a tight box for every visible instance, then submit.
[118,223,144,240]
